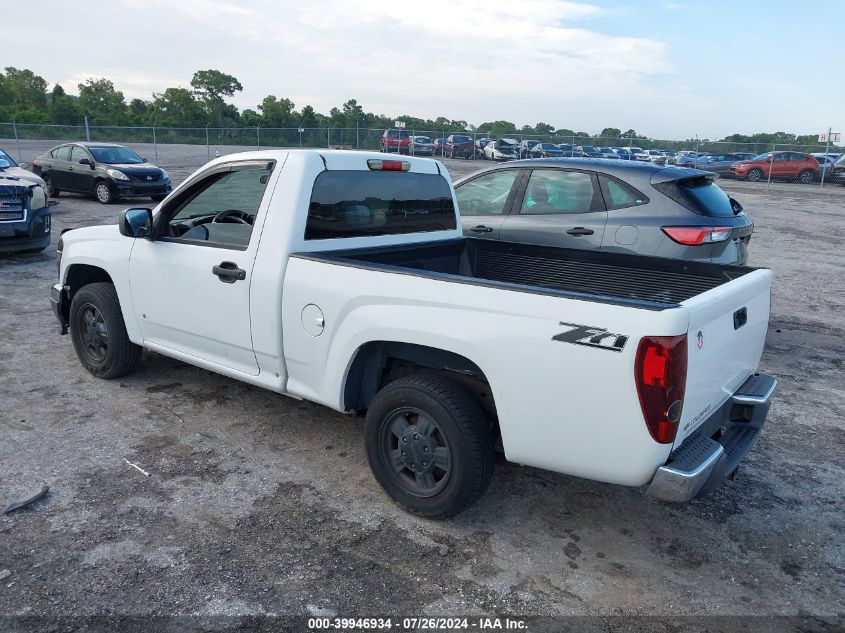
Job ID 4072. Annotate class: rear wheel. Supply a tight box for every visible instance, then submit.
[94,180,117,205]
[364,373,494,518]
[747,168,764,182]
[798,169,815,184]
[69,282,141,379]
[44,175,60,198]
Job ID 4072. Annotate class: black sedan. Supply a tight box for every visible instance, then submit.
[31,142,171,204]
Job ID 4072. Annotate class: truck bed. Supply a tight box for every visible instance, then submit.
[296,238,754,310]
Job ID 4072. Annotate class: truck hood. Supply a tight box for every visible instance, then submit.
[62,223,125,246]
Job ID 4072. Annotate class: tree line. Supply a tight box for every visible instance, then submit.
[0,66,837,150]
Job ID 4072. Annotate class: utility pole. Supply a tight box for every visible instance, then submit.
[820,126,831,187]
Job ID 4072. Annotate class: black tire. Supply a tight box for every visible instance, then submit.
[798,169,815,184]
[94,180,117,205]
[747,168,764,182]
[364,373,494,518]
[69,282,141,379]
[43,174,60,198]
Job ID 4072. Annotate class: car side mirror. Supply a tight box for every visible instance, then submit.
[79,158,94,169]
[119,208,154,238]
[729,197,743,215]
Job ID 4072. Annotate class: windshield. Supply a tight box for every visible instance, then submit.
[414,137,432,144]
[751,153,772,161]
[541,144,558,150]
[452,135,472,143]
[89,146,144,164]
[630,147,644,153]
[0,149,18,166]
[581,146,597,152]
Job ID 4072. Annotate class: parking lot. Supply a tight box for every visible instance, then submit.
[1,142,843,625]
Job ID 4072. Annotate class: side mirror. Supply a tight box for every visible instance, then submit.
[729,197,743,215]
[119,207,153,238]
[80,158,94,169]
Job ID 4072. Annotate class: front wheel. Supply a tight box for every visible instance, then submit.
[94,180,117,205]
[69,282,141,379]
[747,168,764,182]
[798,169,815,184]
[364,373,494,518]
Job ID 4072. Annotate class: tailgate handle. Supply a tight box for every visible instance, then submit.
[733,307,748,330]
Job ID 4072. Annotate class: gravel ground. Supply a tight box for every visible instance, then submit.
[0,141,843,630]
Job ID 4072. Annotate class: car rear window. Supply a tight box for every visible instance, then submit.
[653,176,737,217]
[306,170,457,240]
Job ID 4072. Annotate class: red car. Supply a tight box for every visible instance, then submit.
[446,134,474,159]
[380,129,410,154]
[730,151,819,184]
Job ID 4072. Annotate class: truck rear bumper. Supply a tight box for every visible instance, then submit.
[646,373,777,502]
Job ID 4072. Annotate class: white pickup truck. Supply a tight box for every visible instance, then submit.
[50,150,777,517]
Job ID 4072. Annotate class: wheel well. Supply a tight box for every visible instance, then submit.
[65,264,113,299]
[344,341,498,422]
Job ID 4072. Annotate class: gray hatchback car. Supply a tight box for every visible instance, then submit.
[454,158,753,265]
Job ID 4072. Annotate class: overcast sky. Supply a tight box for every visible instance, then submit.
[4,0,842,138]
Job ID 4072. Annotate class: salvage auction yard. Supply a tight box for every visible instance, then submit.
[1,142,843,624]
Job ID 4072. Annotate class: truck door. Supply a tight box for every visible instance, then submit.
[127,160,276,376]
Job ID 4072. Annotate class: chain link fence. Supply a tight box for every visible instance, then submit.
[1,122,842,188]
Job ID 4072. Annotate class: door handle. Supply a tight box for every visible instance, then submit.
[566,227,594,236]
[212,261,246,283]
[471,225,494,233]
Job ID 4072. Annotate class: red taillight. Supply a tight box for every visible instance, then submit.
[661,226,732,245]
[635,335,687,444]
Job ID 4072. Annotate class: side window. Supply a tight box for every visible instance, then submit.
[70,146,90,164]
[55,146,72,161]
[455,170,520,216]
[599,176,647,210]
[792,153,809,162]
[163,163,273,248]
[521,169,599,214]
[774,153,790,162]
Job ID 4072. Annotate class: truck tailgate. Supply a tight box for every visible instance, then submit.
[676,268,773,447]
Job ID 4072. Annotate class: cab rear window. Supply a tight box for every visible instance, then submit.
[306,170,456,240]
[653,177,737,217]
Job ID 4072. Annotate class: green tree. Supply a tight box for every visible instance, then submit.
[2,67,48,111]
[190,69,242,125]
[152,87,205,127]
[127,98,152,123]
[298,105,318,128]
[599,127,621,141]
[258,95,295,126]
[49,84,82,125]
[78,78,127,123]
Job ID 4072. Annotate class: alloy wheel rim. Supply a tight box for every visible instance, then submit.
[381,407,452,497]
[96,184,110,202]
[77,303,109,362]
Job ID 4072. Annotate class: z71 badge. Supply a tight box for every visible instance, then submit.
[552,322,629,352]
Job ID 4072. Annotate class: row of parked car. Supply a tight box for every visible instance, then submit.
[380,129,844,184]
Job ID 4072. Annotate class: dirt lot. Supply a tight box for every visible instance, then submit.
[1,142,843,629]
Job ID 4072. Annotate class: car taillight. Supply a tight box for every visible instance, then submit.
[635,335,687,444]
[661,226,732,245]
[367,159,410,171]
